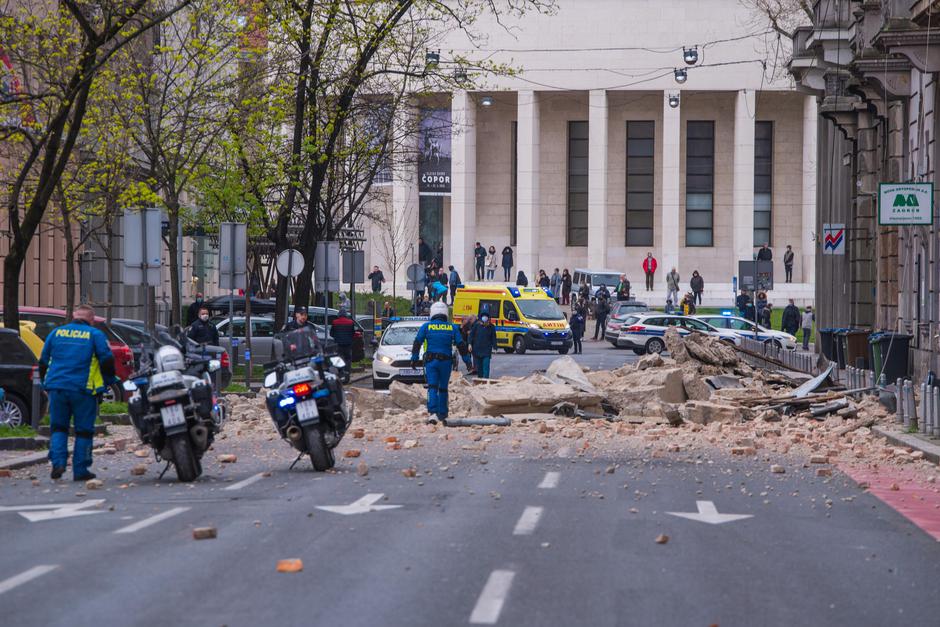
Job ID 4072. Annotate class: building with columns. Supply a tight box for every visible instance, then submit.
[363,1,817,307]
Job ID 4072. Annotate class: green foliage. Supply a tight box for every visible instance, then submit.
[99,401,129,415]
[0,424,38,438]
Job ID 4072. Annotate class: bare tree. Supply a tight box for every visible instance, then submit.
[369,196,415,300]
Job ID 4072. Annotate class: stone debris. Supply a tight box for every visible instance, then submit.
[770,464,786,474]
[217,454,238,463]
[85,479,104,490]
[356,462,369,476]
[344,449,362,458]
[130,465,147,476]
[192,526,217,540]
[0,469,12,478]
[655,534,670,544]
[276,559,303,573]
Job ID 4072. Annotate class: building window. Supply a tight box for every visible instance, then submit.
[510,121,517,246]
[626,121,655,246]
[685,120,714,247]
[754,121,773,246]
[567,121,589,246]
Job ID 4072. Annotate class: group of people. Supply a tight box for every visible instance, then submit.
[737,291,815,350]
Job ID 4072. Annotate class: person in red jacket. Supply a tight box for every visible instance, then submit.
[642,252,657,291]
[330,308,355,382]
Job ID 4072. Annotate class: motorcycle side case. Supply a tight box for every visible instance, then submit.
[190,381,213,419]
[128,394,150,440]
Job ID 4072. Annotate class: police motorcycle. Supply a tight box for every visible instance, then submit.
[263,327,352,472]
[123,342,226,482]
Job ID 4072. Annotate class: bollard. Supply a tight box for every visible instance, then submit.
[30,366,41,430]
[879,373,886,388]
[922,383,930,434]
[896,378,905,425]
[933,386,940,438]
[905,380,919,432]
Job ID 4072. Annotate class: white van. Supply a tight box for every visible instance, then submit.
[571,268,625,298]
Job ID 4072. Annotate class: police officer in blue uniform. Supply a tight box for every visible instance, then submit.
[411,301,472,425]
[39,305,116,480]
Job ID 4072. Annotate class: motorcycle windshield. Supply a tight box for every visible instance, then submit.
[281,327,323,362]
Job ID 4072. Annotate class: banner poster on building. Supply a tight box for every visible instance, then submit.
[822,223,845,256]
[878,182,934,225]
[419,109,451,196]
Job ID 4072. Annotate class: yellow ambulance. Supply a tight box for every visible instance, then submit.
[452,284,572,354]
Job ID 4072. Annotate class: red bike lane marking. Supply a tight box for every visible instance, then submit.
[838,464,940,541]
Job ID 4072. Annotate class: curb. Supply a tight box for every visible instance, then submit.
[0,436,49,451]
[99,413,131,425]
[872,425,940,465]
[0,451,48,470]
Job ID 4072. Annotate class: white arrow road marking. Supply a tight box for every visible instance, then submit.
[513,506,544,536]
[0,565,58,595]
[0,500,106,522]
[114,507,190,534]
[538,472,560,489]
[469,570,516,624]
[315,493,402,516]
[223,472,266,491]
[666,500,753,525]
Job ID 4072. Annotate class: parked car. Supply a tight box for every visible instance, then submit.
[212,316,283,362]
[694,314,797,350]
[0,328,45,426]
[603,301,651,345]
[371,319,427,389]
[305,308,366,362]
[613,313,739,354]
[2,307,135,398]
[110,319,232,388]
[0,321,44,359]
[204,295,278,316]
[571,268,626,300]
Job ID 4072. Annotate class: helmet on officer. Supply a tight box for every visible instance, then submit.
[429,301,448,320]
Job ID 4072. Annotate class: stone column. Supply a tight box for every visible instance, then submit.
[732,89,756,275]
[660,91,681,276]
[450,90,477,278]
[392,104,420,294]
[588,89,608,267]
[801,94,818,285]
[517,91,541,277]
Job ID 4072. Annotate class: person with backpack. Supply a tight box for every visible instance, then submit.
[448,265,461,304]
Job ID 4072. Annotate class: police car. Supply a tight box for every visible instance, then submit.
[614,314,739,355]
[371,317,428,390]
[694,314,797,350]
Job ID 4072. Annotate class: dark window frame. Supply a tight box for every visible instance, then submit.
[754,120,773,246]
[510,121,518,246]
[685,120,715,247]
[626,120,655,247]
[566,120,589,246]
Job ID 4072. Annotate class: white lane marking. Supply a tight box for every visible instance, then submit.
[512,506,544,536]
[113,507,190,534]
[0,565,58,595]
[537,471,560,489]
[223,472,266,491]
[469,570,516,624]
[666,500,753,525]
[316,493,402,515]
[0,500,106,522]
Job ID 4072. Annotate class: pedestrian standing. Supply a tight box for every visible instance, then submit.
[570,308,585,354]
[578,280,590,302]
[781,299,800,335]
[473,242,487,281]
[448,265,461,304]
[736,290,751,317]
[330,308,355,380]
[561,269,572,305]
[756,242,773,261]
[595,284,611,302]
[642,252,657,291]
[516,270,528,287]
[690,270,704,305]
[538,270,550,289]
[615,274,631,301]
[413,293,426,316]
[783,245,794,283]
[469,313,497,378]
[681,293,696,316]
[755,291,768,323]
[593,297,610,340]
[381,301,395,319]
[187,292,204,326]
[501,246,514,282]
[550,268,562,302]
[485,246,498,280]
[666,267,680,305]
[801,306,815,350]
[759,303,772,328]
[40,304,117,481]
[665,299,675,315]
[187,306,220,345]
[434,244,444,268]
[368,265,385,293]
[418,237,432,265]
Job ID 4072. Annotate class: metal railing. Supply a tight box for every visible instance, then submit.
[737,337,817,375]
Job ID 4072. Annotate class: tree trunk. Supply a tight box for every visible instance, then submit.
[2,250,24,329]
[166,199,182,326]
[105,211,115,323]
[61,205,76,317]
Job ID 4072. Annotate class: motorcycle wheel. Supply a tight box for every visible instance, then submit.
[303,425,334,472]
[169,433,200,482]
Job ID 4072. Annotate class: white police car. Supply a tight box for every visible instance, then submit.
[614,314,739,355]
[371,318,427,390]
[694,314,797,350]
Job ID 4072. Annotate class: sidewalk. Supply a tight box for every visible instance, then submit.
[872,423,940,465]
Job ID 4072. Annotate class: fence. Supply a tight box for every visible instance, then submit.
[736,337,818,375]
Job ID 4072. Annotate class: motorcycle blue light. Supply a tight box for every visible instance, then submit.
[278,396,296,408]
[314,389,329,399]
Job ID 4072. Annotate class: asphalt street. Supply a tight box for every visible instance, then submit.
[2,342,940,626]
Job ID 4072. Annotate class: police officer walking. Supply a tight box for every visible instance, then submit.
[281,306,315,332]
[411,302,472,425]
[39,305,117,481]
[187,305,220,345]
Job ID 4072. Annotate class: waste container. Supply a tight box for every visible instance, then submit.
[833,328,848,368]
[844,329,870,369]
[819,328,837,360]
[869,333,912,384]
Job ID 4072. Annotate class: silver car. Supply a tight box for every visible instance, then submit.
[213,316,283,361]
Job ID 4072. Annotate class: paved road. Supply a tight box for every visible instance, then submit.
[3,342,940,625]
[2,431,940,626]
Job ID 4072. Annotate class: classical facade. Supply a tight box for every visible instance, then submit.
[363,1,817,306]
[789,0,939,378]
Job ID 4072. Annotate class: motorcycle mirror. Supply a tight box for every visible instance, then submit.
[263,372,278,388]
[122,380,138,392]
[208,359,221,373]
[329,356,346,370]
